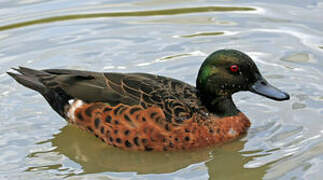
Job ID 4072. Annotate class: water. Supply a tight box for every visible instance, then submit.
[0,0,322,179]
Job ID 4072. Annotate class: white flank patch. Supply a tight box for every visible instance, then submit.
[67,99,84,122]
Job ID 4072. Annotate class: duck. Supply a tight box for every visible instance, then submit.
[7,49,289,151]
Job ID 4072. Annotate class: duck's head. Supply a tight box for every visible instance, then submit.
[196,49,289,102]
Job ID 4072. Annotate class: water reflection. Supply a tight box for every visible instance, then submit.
[139,16,236,25]
[281,52,311,63]
[176,32,225,38]
[206,143,270,180]
[26,125,269,179]
[48,125,211,174]
[0,6,255,31]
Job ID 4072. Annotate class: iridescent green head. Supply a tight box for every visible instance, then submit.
[196,49,289,101]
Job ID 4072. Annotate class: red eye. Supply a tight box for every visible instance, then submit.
[230,65,239,72]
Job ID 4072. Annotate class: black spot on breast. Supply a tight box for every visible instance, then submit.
[124,130,130,136]
[100,127,105,134]
[130,107,141,114]
[76,112,84,121]
[209,129,214,134]
[85,105,97,117]
[134,137,139,146]
[175,137,179,142]
[125,140,132,148]
[114,129,118,134]
[124,114,131,122]
[116,138,122,143]
[185,128,190,133]
[145,146,153,151]
[94,118,100,129]
[142,117,146,122]
[114,120,119,125]
[105,115,111,123]
[185,136,190,141]
[109,137,114,142]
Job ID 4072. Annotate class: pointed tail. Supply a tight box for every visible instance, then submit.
[7,67,48,94]
[7,67,71,117]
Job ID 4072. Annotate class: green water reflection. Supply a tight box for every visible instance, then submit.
[178,32,225,38]
[27,125,269,179]
[0,6,254,31]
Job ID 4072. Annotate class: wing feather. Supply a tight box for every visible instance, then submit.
[39,69,204,122]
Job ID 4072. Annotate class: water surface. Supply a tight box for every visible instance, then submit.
[1,0,323,179]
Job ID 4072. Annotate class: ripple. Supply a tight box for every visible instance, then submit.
[134,0,198,6]
[0,6,255,31]
[292,102,306,110]
[175,31,224,38]
[264,138,323,179]
[136,50,206,66]
[25,125,212,175]
[281,52,311,63]
[139,16,237,25]
[156,50,206,62]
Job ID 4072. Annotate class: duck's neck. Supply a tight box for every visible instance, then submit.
[199,93,240,117]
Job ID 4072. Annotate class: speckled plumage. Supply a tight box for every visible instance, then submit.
[8,49,289,151]
[70,102,250,151]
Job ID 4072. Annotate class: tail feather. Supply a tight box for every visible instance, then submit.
[7,67,72,118]
[7,70,46,93]
[16,66,48,76]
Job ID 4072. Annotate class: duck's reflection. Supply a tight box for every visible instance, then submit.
[31,125,269,179]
